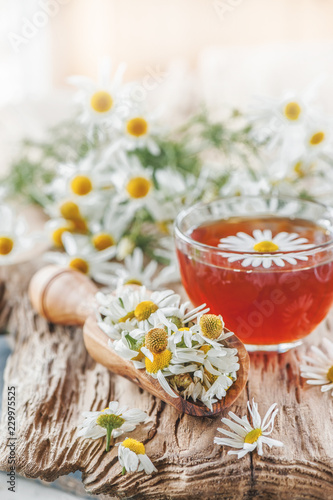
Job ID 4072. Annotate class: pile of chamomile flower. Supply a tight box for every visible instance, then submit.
[96,285,240,409]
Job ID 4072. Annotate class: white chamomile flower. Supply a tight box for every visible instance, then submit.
[201,372,234,411]
[249,79,322,146]
[44,232,116,282]
[77,401,147,452]
[90,203,133,256]
[214,399,283,459]
[99,247,180,290]
[45,218,77,248]
[0,205,35,265]
[109,328,146,369]
[112,159,154,214]
[68,59,129,134]
[302,120,333,160]
[196,342,240,376]
[143,344,198,399]
[300,338,333,395]
[45,196,104,230]
[157,301,210,332]
[119,111,160,155]
[190,313,233,349]
[117,438,157,475]
[100,247,158,288]
[96,286,180,331]
[46,155,112,202]
[221,170,270,198]
[218,229,313,268]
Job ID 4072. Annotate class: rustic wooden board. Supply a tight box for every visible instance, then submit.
[0,261,333,500]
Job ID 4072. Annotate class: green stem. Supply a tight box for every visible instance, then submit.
[105,425,113,452]
[122,466,126,475]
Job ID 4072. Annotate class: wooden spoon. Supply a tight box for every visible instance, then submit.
[29,265,250,417]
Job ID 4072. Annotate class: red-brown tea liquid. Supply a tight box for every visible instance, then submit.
[177,216,333,346]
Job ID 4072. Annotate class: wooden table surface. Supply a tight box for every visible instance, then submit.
[0,259,333,500]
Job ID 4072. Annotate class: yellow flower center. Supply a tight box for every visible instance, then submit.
[71,217,88,234]
[96,413,125,429]
[327,366,333,383]
[60,201,81,220]
[199,314,224,339]
[253,240,279,253]
[118,311,135,323]
[51,226,72,248]
[70,175,93,196]
[145,349,172,374]
[200,344,211,354]
[69,257,89,274]
[145,328,168,354]
[126,177,151,199]
[309,131,325,146]
[284,102,301,121]
[204,369,218,385]
[0,237,14,256]
[90,90,113,113]
[134,300,158,321]
[92,233,115,251]
[122,438,145,455]
[131,350,145,362]
[126,117,148,137]
[157,221,170,235]
[125,279,143,286]
[293,161,304,177]
[244,428,262,444]
[172,373,193,390]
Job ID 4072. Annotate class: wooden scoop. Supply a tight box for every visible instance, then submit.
[29,265,249,417]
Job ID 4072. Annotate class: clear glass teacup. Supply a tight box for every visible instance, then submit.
[175,195,333,352]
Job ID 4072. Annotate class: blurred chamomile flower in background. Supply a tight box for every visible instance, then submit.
[111,160,154,211]
[118,110,160,155]
[43,231,117,281]
[68,59,130,136]
[46,154,113,203]
[97,247,180,289]
[0,205,36,265]
[249,79,323,147]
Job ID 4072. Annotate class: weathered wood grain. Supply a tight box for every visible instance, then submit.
[0,261,333,499]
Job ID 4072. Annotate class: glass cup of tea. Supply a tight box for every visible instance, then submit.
[175,195,333,352]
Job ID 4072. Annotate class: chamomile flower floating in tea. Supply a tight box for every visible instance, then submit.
[77,401,147,452]
[218,229,313,268]
[214,399,283,459]
[0,205,35,265]
[300,338,333,396]
[117,438,157,475]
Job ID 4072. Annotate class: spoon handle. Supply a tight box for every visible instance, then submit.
[29,265,98,326]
